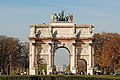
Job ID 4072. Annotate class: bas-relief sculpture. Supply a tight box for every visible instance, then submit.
[81,44,89,53]
[29,11,94,75]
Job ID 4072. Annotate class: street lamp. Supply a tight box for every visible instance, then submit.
[8,55,12,75]
[112,55,115,73]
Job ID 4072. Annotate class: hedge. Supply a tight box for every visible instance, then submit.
[0,75,120,80]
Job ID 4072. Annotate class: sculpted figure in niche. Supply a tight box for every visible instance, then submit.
[35,30,41,37]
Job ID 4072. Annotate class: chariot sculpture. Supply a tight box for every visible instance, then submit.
[51,10,73,22]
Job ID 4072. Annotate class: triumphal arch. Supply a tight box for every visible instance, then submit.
[29,11,94,75]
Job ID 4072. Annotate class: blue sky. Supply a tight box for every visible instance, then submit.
[0,0,120,42]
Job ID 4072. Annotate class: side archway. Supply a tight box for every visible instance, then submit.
[37,58,47,75]
[77,59,87,75]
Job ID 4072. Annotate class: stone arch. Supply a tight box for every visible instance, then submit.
[54,46,70,72]
[55,46,70,54]
[37,58,47,75]
[77,59,87,75]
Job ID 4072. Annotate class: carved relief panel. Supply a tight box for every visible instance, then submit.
[36,43,49,54]
[81,28,89,34]
[36,27,51,37]
[81,44,89,54]
[41,44,49,53]
[53,28,73,37]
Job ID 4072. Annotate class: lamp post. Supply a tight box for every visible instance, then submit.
[0,55,2,75]
[24,53,29,75]
[112,55,115,74]
[8,55,11,75]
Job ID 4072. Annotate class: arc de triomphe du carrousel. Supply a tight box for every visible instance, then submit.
[29,11,95,75]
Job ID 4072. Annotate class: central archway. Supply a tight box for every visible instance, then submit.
[54,47,70,72]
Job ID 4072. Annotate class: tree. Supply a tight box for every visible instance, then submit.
[0,36,29,75]
[101,33,120,72]
[94,33,120,73]
[0,36,19,75]
[14,42,29,73]
[94,33,105,66]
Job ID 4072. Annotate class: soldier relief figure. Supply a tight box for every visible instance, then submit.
[51,10,73,22]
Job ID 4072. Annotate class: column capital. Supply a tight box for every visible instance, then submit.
[32,42,41,46]
[32,43,36,46]
[89,43,93,46]
[72,43,76,46]
[48,42,55,46]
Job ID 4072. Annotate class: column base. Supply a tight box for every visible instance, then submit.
[71,67,76,74]
[47,67,52,75]
[29,67,36,75]
[87,67,94,75]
